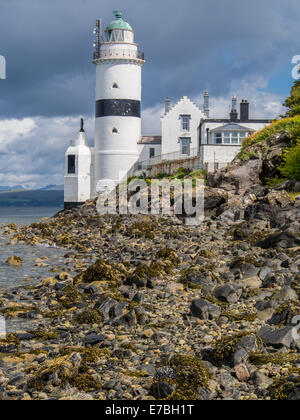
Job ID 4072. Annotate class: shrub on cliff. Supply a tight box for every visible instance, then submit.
[284,78,300,117]
[241,116,300,151]
[279,138,300,181]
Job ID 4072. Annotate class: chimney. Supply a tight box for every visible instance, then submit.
[240,99,249,122]
[203,91,210,118]
[165,97,171,113]
[230,95,238,122]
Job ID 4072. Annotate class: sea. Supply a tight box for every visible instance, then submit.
[0,206,63,226]
[0,206,66,292]
[0,206,68,332]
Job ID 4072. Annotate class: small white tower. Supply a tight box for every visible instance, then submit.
[64,118,92,209]
[93,11,145,189]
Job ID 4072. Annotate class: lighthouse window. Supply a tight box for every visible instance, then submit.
[112,128,118,133]
[68,155,76,174]
[107,30,125,42]
[112,83,119,89]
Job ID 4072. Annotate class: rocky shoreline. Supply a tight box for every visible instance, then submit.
[0,131,300,401]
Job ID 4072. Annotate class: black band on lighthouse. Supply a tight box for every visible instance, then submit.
[96,99,141,118]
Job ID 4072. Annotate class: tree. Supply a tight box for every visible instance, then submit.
[284,76,300,117]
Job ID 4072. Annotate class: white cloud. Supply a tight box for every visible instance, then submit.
[0,119,36,150]
[196,76,286,119]
[0,116,94,189]
[141,104,164,135]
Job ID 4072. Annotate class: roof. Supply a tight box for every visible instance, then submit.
[201,118,271,124]
[105,11,133,31]
[138,136,162,145]
[162,95,204,118]
[211,123,255,132]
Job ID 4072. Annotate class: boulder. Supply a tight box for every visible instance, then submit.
[213,283,242,303]
[258,326,299,349]
[190,299,221,320]
[255,231,300,249]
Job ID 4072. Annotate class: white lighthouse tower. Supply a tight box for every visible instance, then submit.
[93,11,145,190]
[64,118,92,209]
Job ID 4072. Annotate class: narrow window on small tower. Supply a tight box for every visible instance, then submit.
[112,83,119,89]
[68,155,76,174]
[112,128,118,133]
[149,148,155,158]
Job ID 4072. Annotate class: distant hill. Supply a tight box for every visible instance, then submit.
[0,185,25,192]
[0,190,64,207]
[39,185,64,191]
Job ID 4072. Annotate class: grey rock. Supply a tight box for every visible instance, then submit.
[190,299,221,320]
[83,334,105,345]
[233,334,258,366]
[157,382,175,399]
[250,371,272,389]
[273,286,298,302]
[17,333,35,341]
[214,283,242,303]
[258,326,296,349]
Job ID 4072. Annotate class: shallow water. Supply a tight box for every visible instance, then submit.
[0,237,66,293]
[0,206,66,293]
[0,206,62,226]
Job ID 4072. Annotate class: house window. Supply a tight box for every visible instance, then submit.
[149,148,155,158]
[213,131,248,144]
[214,133,222,144]
[239,132,247,144]
[224,132,231,144]
[180,115,191,131]
[231,133,239,144]
[180,138,191,155]
[68,155,76,174]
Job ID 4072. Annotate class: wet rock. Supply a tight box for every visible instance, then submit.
[6,256,23,267]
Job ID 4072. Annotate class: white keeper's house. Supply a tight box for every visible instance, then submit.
[64,11,271,208]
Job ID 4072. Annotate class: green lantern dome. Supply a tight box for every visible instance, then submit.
[105,11,133,31]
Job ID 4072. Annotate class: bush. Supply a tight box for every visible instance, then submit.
[241,116,300,150]
[279,138,300,181]
[284,79,300,118]
[265,176,287,188]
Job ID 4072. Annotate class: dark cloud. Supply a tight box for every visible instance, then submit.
[0,0,299,117]
[0,0,298,188]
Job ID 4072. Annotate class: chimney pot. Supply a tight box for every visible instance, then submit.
[240,99,249,122]
[165,97,171,113]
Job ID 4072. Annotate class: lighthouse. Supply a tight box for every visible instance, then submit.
[93,11,145,191]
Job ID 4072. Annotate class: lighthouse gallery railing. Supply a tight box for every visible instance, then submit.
[93,49,144,60]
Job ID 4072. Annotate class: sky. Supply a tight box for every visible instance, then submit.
[0,0,299,188]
